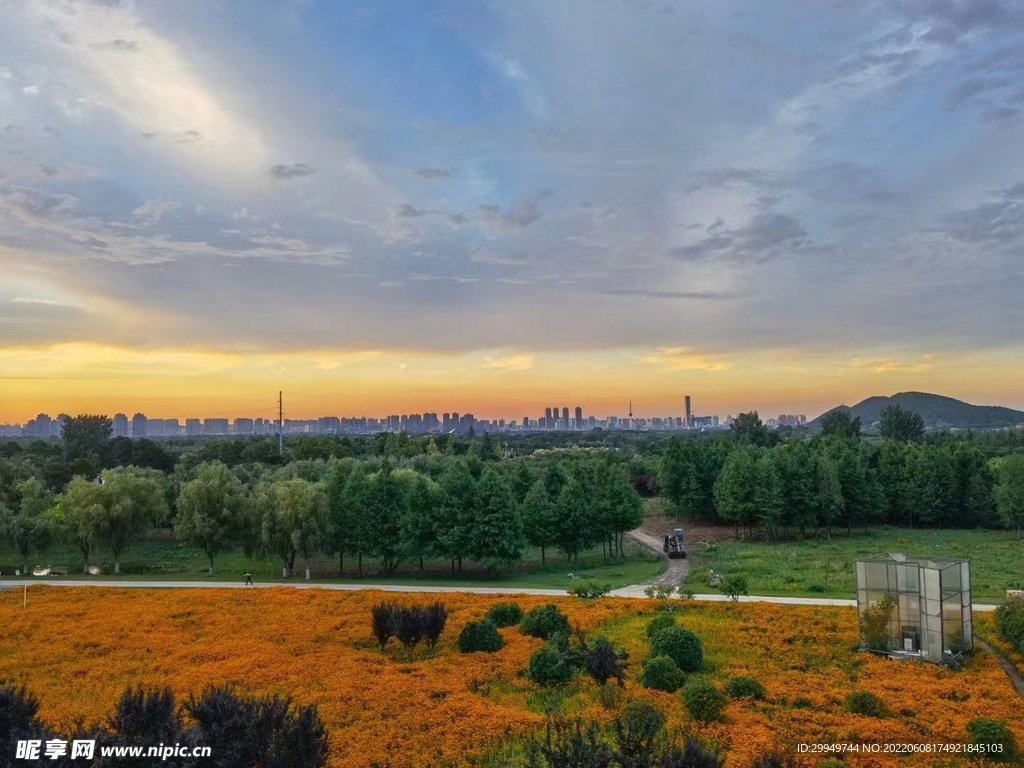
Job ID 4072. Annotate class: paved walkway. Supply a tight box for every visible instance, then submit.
[0,578,998,610]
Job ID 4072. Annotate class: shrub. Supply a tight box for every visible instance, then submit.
[0,684,45,755]
[725,676,766,700]
[527,645,575,686]
[645,613,676,638]
[995,596,1024,654]
[458,620,504,653]
[568,578,612,599]
[393,607,424,653]
[370,601,397,651]
[791,697,813,709]
[583,638,628,686]
[649,626,704,673]
[520,604,571,640]
[805,583,827,593]
[421,602,448,648]
[612,700,666,763]
[682,681,727,723]
[108,686,185,744]
[722,575,748,601]
[184,686,328,768]
[644,584,676,601]
[485,602,523,628]
[966,718,1018,763]
[639,656,686,693]
[844,691,886,718]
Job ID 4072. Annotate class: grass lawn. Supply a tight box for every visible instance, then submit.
[682,525,1024,600]
[0,536,665,590]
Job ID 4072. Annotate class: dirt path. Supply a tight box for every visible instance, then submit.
[974,637,1024,699]
[626,529,689,586]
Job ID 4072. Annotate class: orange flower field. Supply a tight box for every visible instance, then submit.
[1,587,1021,767]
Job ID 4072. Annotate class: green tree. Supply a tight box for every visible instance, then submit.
[908,445,959,528]
[994,454,1024,539]
[436,461,478,574]
[879,405,925,443]
[815,454,843,539]
[364,469,405,575]
[775,442,817,536]
[555,470,591,562]
[400,474,439,573]
[730,412,769,447]
[597,464,644,559]
[61,414,112,465]
[56,477,107,573]
[754,451,784,539]
[520,479,558,565]
[508,460,534,504]
[819,409,861,439]
[0,478,54,574]
[175,461,249,576]
[659,438,701,521]
[261,478,327,578]
[470,466,524,573]
[95,467,168,574]
[328,466,369,574]
[713,446,760,537]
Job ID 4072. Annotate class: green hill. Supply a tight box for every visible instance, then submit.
[811,392,1024,430]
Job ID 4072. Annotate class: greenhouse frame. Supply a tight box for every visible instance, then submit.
[855,553,972,663]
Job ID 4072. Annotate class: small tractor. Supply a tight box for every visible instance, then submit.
[662,528,686,559]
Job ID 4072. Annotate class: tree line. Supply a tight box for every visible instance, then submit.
[661,408,1024,538]
[1,444,644,578]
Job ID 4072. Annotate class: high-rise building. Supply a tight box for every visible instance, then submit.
[112,413,129,438]
[131,413,147,438]
[442,413,451,431]
[574,406,583,429]
[185,419,202,436]
[235,418,254,435]
[204,418,229,435]
[561,407,569,430]
[451,412,459,432]
[685,395,692,428]
[544,407,552,429]
[523,416,530,430]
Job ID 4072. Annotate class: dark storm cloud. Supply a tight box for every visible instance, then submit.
[671,210,807,264]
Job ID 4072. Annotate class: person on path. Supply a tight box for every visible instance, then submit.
[244,571,253,586]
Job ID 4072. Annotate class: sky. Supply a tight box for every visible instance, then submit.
[1,0,1023,423]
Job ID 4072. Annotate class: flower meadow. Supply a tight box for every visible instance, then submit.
[1,587,1021,767]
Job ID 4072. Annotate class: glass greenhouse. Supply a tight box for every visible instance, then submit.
[855,553,972,663]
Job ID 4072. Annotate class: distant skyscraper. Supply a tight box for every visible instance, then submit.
[523,416,530,430]
[112,413,129,438]
[544,407,552,429]
[235,418,254,435]
[575,406,583,429]
[185,418,202,436]
[685,396,691,428]
[451,412,459,432]
[561,407,569,430]
[442,413,451,431]
[131,413,147,438]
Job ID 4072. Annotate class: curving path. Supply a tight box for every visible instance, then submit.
[625,528,689,587]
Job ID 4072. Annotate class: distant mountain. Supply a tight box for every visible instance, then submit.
[810,392,1024,430]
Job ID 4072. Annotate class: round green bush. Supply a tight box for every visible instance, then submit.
[725,676,766,700]
[966,718,1018,763]
[526,645,574,686]
[458,620,503,653]
[681,681,727,723]
[844,691,886,718]
[485,602,523,628]
[995,596,1024,655]
[645,613,677,638]
[519,604,571,640]
[649,626,703,673]
[638,655,686,693]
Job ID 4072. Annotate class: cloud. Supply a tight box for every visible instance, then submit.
[10,297,62,306]
[479,190,551,233]
[601,289,736,300]
[481,354,534,371]
[469,248,529,266]
[412,167,451,179]
[640,347,732,372]
[130,200,181,227]
[671,208,806,264]
[23,85,40,96]
[269,162,316,179]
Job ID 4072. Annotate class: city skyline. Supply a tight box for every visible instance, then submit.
[2,2,1023,419]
